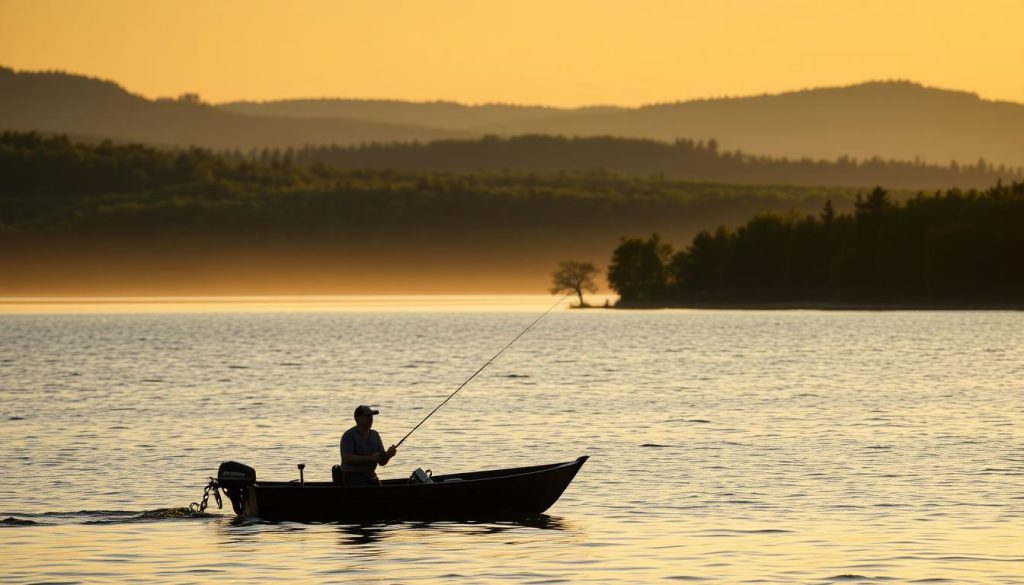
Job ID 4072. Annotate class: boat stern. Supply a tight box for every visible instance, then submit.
[217,461,256,516]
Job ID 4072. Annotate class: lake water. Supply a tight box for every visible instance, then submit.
[1,299,1021,583]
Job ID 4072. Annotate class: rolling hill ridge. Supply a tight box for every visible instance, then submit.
[0,67,468,149]
[224,81,1024,167]
[3,66,1023,168]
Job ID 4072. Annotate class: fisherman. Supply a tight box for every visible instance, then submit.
[338,405,398,486]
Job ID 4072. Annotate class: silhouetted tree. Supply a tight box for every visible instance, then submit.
[668,227,730,298]
[550,260,599,307]
[607,233,672,303]
[821,199,835,224]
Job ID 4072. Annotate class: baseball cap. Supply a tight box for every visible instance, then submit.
[354,405,380,417]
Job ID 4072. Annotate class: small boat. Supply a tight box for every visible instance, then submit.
[207,456,588,522]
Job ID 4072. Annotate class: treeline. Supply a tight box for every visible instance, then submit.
[4,132,1021,300]
[226,135,1024,191]
[0,132,866,240]
[607,183,1024,305]
[0,131,311,198]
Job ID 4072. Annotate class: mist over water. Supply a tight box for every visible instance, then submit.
[1,304,1021,583]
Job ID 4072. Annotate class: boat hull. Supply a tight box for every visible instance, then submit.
[231,456,588,522]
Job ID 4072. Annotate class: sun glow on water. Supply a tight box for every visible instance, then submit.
[0,295,618,314]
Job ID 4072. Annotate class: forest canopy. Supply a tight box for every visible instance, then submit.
[606,184,1024,305]
[0,132,873,241]
[283,135,1022,191]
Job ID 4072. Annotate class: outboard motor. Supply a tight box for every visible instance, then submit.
[217,461,256,515]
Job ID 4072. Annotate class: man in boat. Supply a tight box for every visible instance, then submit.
[338,404,398,486]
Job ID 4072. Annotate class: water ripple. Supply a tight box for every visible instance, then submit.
[0,309,1021,584]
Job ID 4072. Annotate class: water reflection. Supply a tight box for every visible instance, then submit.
[338,522,385,545]
[335,515,569,546]
[502,514,567,531]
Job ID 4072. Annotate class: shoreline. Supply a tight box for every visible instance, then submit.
[1,295,1020,314]
[603,300,1024,311]
[0,294,609,315]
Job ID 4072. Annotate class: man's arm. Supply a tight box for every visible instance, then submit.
[378,444,398,466]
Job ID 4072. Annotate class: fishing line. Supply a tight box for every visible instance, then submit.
[395,293,572,448]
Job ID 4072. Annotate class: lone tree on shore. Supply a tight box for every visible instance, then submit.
[550,260,599,307]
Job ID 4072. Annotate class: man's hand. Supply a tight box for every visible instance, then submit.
[377,445,398,466]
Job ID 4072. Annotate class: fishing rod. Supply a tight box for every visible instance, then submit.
[395,293,572,448]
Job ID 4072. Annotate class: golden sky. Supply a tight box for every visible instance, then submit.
[1,0,1022,106]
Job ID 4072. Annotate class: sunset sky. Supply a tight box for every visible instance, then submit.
[1,0,1022,106]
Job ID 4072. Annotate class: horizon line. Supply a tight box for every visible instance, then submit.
[5,64,1018,110]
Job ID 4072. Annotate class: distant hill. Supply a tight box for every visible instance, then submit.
[4,66,1023,168]
[219,98,621,130]
[219,81,1024,168]
[0,67,468,149]
[476,82,1024,168]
